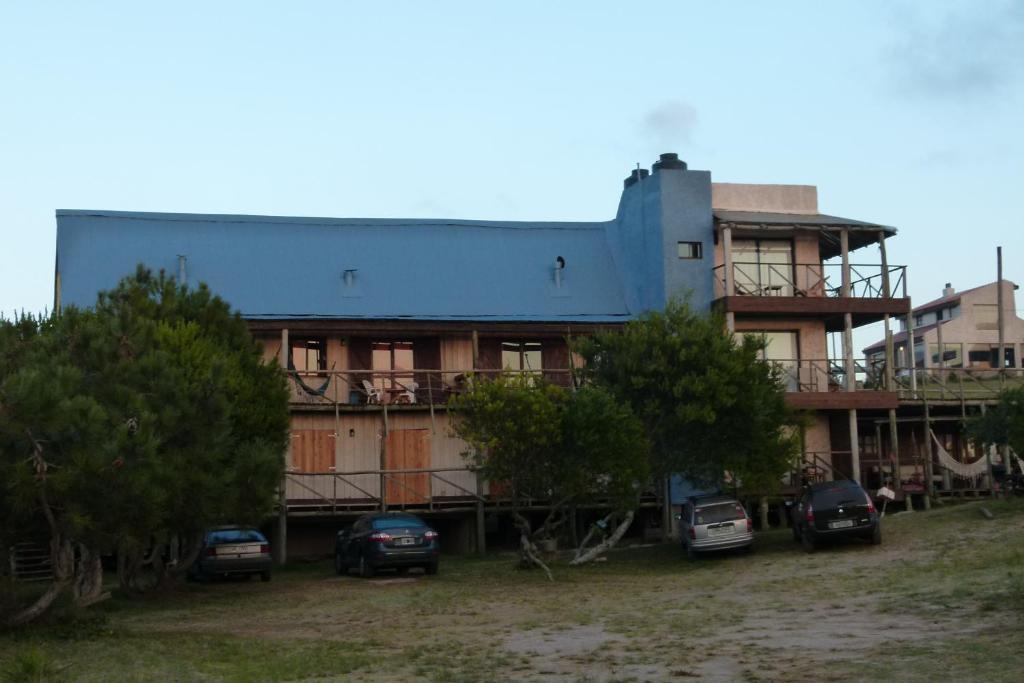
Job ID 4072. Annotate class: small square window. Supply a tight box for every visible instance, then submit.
[678,241,702,259]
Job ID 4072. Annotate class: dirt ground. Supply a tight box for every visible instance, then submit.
[3,499,1024,682]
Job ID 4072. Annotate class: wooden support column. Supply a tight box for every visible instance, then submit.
[278,327,289,565]
[905,302,917,394]
[879,231,895,391]
[475,470,486,555]
[849,409,861,484]
[723,224,736,332]
[922,396,935,507]
[471,330,480,369]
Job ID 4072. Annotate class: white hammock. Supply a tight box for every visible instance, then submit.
[930,430,989,478]
[1013,449,1024,475]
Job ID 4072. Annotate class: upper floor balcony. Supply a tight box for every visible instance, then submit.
[713,261,911,331]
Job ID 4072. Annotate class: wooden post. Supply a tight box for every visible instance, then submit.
[723,224,735,296]
[997,247,1006,380]
[923,396,935,505]
[380,400,389,513]
[471,330,480,369]
[475,470,486,555]
[849,409,861,483]
[278,327,289,565]
[905,302,918,394]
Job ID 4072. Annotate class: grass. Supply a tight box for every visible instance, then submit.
[2,499,1023,681]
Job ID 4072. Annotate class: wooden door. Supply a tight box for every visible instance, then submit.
[385,429,431,505]
[290,430,335,472]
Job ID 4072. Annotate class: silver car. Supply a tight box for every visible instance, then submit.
[679,496,754,558]
[189,526,273,582]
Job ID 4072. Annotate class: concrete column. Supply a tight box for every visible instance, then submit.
[840,229,851,297]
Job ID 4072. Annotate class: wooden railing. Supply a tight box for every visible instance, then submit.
[892,367,1024,402]
[713,263,907,299]
[286,368,575,407]
[285,467,485,512]
[760,358,885,392]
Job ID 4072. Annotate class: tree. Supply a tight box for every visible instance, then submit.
[968,386,1024,469]
[575,298,799,512]
[0,267,290,626]
[449,375,648,578]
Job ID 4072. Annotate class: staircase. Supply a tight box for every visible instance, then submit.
[10,542,53,582]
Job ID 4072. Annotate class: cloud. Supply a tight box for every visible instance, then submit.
[640,100,698,146]
[886,1,1024,98]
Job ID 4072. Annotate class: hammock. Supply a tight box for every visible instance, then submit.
[1012,449,1024,476]
[287,359,333,397]
[930,430,989,478]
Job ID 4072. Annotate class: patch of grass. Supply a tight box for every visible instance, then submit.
[0,647,66,683]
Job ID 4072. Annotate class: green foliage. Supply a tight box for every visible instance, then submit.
[449,375,648,513]
[968,386,1024,456]
[0,266,290,559]
[0,646,65,683]
[574,297,799,491]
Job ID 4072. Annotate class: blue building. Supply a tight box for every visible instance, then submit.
[55,153,906,556]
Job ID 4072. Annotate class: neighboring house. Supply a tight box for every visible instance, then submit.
[862,280,1024,496]
[54,153,906,556]
[865,280,1024,370]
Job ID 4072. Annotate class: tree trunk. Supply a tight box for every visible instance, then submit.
[156,533,203,590]
[72,545,109,608]
[759,497,770,530]
[570,510,634,566]
[512,511,553,581]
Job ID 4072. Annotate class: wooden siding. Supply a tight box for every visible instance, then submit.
[385,429,430,504]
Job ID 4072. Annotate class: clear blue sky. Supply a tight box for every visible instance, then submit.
[2,1,1022,351]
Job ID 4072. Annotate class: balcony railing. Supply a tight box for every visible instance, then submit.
[768,358,885,393]
[713,263,907,299]
[286,368,574,406]
[892,367,1024,401]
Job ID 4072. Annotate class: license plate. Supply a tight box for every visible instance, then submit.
[396,537,415,546]
[829,519,854,529]
[709,525,734,536]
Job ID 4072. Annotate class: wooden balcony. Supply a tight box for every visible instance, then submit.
[286,368,574,410]
[892,368,1024,404]
[713,262,910,330]
[772,358,899,410]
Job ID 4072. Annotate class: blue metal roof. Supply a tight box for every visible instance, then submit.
[55,209,634,322]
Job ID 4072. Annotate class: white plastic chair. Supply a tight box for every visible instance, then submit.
[362,379,383,404]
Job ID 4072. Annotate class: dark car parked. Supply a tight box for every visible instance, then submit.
[790,480,881,552]
[335,512,439,578]
[189,526,272,581]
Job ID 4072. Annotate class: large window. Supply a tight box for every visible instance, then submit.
[290,338,326,372]
[737,330,799,390]
[732,239,795,296]
[501,341,542,376]
[372,341,414,392]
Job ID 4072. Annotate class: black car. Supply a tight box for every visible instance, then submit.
[335,512,439,577]
[790,480,881,552]
[189,526,273,581]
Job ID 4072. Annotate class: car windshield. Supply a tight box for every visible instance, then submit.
[207,529,265,544]
[813,486,865,508]
[373,517,425,530]
[694,503,745,525]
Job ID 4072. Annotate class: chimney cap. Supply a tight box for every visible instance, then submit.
[652,152,687,172]
[623,167,650,188]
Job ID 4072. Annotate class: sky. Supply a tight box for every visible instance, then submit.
[1,1,1022,353]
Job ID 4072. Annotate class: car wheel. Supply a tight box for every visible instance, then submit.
[871,524,882,545]
[791,524,801,542]
[359,554,375,578]
[395,566,409,575]
[260,570,272,583]
[801,530,815,553]
[685,542,697,560]
[425,560,439,576]
[334,552,348,576]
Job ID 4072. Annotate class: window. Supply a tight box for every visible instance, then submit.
[372,341,414,392]
[290,338,326,372]
[737,330,799,390]
[501,342,542,375]
[731,239,795,296]
[928,343,962,368]
[678,241,702,259]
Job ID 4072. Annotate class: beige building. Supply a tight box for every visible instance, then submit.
[865,280,1024,370]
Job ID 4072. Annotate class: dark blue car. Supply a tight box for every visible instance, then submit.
[335,513,439,578]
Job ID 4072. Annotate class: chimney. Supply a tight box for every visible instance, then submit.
[943,282,955,298]
[623,168,650,188]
